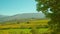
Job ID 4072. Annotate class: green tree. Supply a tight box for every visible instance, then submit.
[35,0,60,34]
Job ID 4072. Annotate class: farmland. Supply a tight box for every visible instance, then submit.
[0,28,48,34]
[0,19,49,34]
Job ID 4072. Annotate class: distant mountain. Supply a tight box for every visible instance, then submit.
[0,15,9,22]
[0,13,46,22]
[13,13,45,19]
[0,15,7,18]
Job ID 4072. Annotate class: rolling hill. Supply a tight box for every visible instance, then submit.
[0,13,46,22]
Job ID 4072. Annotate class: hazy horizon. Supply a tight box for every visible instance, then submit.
[0,12,44,16]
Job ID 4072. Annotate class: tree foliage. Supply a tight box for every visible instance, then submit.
[35,0,60,34]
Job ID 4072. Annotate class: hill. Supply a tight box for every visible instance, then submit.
[0,13,46,22]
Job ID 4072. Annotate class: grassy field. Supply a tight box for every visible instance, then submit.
[0,28,48,34]
[0,19,49,34]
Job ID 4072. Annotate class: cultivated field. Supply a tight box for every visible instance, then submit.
[0,19,49,34]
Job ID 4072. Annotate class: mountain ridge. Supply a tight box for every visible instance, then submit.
[0,13,46,22]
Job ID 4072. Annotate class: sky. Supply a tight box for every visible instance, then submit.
[0,0,39,16]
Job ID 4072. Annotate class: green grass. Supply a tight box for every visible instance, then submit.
[0,19,49,34]
[0,28,48,34]
[0,29,31,34]
[38,28,48,34]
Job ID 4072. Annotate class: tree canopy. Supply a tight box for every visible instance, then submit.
[35,0,60,34]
